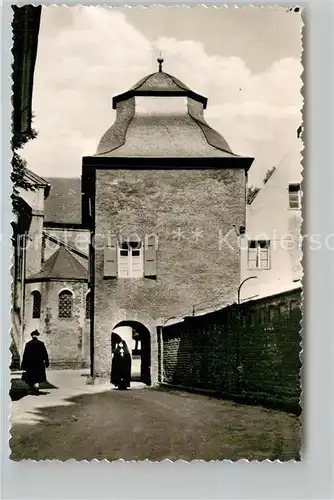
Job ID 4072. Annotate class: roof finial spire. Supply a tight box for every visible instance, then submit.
[157,51,164,72]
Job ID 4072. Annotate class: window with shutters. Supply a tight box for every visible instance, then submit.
[118,241,143,278]
[58,290,73,319]
[288,183,301,209]
[104,235,157,279]
[32,290,41,319]
[248,240,270,269]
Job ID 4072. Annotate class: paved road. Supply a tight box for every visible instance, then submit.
[10,370,300,462]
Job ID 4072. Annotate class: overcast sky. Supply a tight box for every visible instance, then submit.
[22,6,302,186]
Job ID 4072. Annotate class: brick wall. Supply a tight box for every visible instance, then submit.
[93,167,246,379]
[161,288,301,413]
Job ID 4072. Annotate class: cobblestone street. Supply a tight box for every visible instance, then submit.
[10,370,300,462]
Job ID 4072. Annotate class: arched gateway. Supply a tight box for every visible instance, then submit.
[111,321,151,386]
[82,61,253,386]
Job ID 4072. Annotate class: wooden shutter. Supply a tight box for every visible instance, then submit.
[144,235,157,278]
[104,235,117,278]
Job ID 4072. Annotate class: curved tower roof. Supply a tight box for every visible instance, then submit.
[112,70,207,110]
[95,59,245,159]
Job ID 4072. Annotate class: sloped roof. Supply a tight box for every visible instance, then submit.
[96,69,252,161]
[24,168,51,197]
[131,71,192,92]
[44,177,81,224]
[113,71,207,109]
[96,113,236,158]
[43,232,88,260]
[26,246,88,282]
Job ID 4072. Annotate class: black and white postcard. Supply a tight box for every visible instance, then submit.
[10,5,303,462]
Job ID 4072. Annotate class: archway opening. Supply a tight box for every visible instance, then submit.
[111,321,151,386]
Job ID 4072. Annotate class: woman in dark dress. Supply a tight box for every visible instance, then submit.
[110,340,131,390]
[21,330,49,394]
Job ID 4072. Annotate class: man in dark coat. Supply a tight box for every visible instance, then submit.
[110,340,131,389]
[21,330,49,394]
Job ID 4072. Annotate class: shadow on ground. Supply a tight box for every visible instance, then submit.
[10,378,58,401]
[10,386,301,462]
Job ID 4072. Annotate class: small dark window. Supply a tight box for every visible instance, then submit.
[132,250,140,257]
[120,250,128,256]
[58,290,73,319]
[121,240,141,250]
[129,240,141,250]
[32,291,41,319]
[289,184,301,209]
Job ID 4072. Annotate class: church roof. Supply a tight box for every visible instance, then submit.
[44,177,82,224]
[26,246,88,282]
[43,232,88,260]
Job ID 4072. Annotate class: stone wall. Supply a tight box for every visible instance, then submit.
[24,281,89,369]
[161,288,301,413]
[25,215,44,277]
[93,167,247,379]
[83,318,91,368]
[20,185,45,279]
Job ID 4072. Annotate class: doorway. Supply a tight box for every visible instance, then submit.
[111,321,151,386]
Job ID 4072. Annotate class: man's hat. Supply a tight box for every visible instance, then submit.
[31,330,40,337]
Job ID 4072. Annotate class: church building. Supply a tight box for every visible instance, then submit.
[81,59,254,384]
[12,171,91,369]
